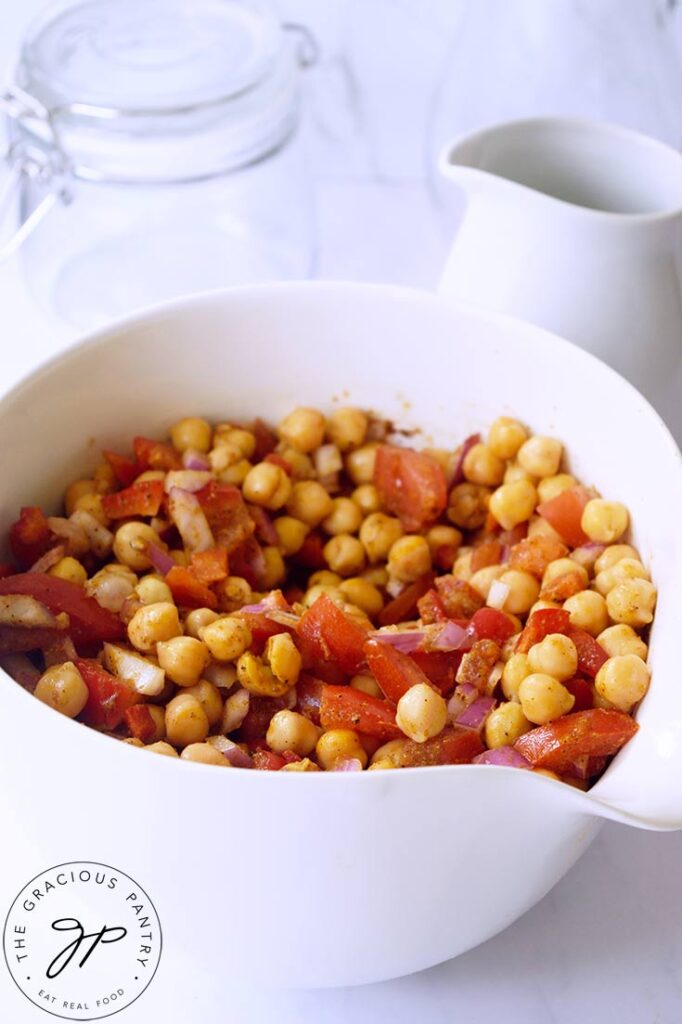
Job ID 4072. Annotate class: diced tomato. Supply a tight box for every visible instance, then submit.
[0,573,124,646]
[456,639,500,692]
[364,638,433,702]
[470,607,517,643]
[9,507,54,569]
[296,594,368,675]
[514,708,638,773]
[416,589,448,624]
[165,566,217,609]
[238,611,289,655]
[409,649,459,694]
[229,537,266,589]
[189,547,228,585]
[563,676,594,712]
[295,674,326,724]
[567,627,608,678]
[374,444,447,532]
[508,535,569,577]
[451,433,481,487]
[395,726,485,767]
[0,563,16,579]
[540,571,586,602]
[537,487,591,547]
[124,704,160,742]
[564,754,607,780]
[515,608,571,654]
[252,749,287,771]
[470,540,503,574]
[238,697,287,744]
[0,625,62,653]
[378,572,435,627]
[75,658,139,729]
[320,684,401,740]
[102,450,141,487]
[102,479,164,519]
[195,481,254,553]
[251,418,277,461]
[248,505,279,546]
[264,452,292,475]
[133,436,182,471]
[292,531,326,570]
[433,544,458,571]
[434,576,484,619]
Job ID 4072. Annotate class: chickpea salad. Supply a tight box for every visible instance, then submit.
[0,409,654,779]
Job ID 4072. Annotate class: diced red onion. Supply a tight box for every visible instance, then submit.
[487,580,510,611]
[47,516,89,557]
[164,469,213,493]
[427,619,471,652]
[239,591,292,615]
[333,758,364,771]
[0,594,58,629]
[168,487,214,553]
[473,747,532,769]
[69,509,114,558]
[369,627,425,653]
[224,746,255,769]
[29,545,65,573]
[452,433,481,486]
[456,695,496,730]
[447,683,478,719]
[266,610,300,628]
[182,448,210,471]
[147,543,175,576]
[571,542,606,571]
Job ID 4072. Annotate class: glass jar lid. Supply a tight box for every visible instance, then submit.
[10,0,304,181]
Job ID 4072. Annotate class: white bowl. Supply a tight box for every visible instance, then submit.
[0,283,680,995]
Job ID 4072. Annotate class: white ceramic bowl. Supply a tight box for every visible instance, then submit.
[0,283,680,995]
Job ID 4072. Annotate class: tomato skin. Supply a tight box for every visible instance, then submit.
[374,444,447,532]
[102,450,141,487]
[124,704,159,742]
[296,594,368,675]
[188,547,228,585]
[295,674,326,724]
[378,572,435,626]
[364,639,432,702]
[396,726,485,767]
[537,487,591,547]
[133,436,182,471]
[292,531,327,570]
[515,608,571,654]
[0,572,124,646]
[409,650,459,694]
[75,658,139,729]
[469,607,517,643]
[165,566,217,610]
[470,540,503,574]
[195,481,254,553]
[567,627,608,678]
[9,507,54,569]
[514,708,638,773]
[102,480,164,519]
[563,676,594,712]
[320,684,401,740]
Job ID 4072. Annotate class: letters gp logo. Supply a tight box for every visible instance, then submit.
[3,862,162,1020]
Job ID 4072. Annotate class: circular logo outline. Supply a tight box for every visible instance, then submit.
[3,860,162,1021]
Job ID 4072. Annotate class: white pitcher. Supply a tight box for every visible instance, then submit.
[439,118,682,439]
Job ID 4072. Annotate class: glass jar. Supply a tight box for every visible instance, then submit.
[1,0,316,328]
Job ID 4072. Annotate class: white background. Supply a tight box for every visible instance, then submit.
[1,2,682,1022]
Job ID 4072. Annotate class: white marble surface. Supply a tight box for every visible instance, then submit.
[1,2,682,1022]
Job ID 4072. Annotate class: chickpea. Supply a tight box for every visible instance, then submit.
[113,522,164,571]
[316,729,368,770]
[170,417,212,453]
[447,483,490,530]
[501,652,532,700]
[517,436,563,478]
[261,546,286,589]
[387,535,432,583]
[527,516,563,542]
[606,578,657,627]
[597,623,648,660]
[214,576,252,613]
[498,569,540,615]
[462,443,505,487]
[518,673,575,724]
[351,483,381,515]
[276,445,314,480]
[65,479,97,516]
[49,556,87,586]
[128,602,181,652]
[181,742,230,766]
[183,680,223,727]
[594,544,640,575]
[338,578,383,617]
[537,474,577,504]
[359,512,404,564]
[208,442,242,474]
[327,407,368,451]
[485,702,532,748]
[528,600,560,617]
[35,662,89,718]
[135,575,173,605]
[487,416,528,460]
[302,584,342,608]
[595,654,650,712]
[274,515,309,556]
[221,687,250,733]
[242,462,291,510]
[266,710,320,755]
[369,738,410,767]
[563,590,609,636]
[213,426,256,459]
[350,672,383,698]
[469,564,505,600]
[309,570,343,588]
[543,558,589,587]
[396,683,447,743]
[219,458,252,486]
[280,758,320,772]
[362,565,389,589]
[426,524,462,556]
[489,479,537,531]
[322,497,363,536]
[528,633,578,682]
[236,651,291,697]
[581,499,629,545]
[184,607,219,638]
[135,470,166,484]
[452,547,473,581]
[93,462,117,492]
[324,534,366,576]
[277,407,326,453]
[345,443,379,485]
[201,616,252,662]
[286,480,334,526]
[74,492,110,525]
[145,741,179,757]
[165,693,210,747]
[594,558,649,597]
[157,636,209,686]
[264,632,302,686]
[504,462,536,485]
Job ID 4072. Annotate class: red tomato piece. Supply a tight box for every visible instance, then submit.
[408,649,459,694]
[514,708,638,773]
[237,697,287,744]
[228,537,266,589]
[238,611,289,655]
[470,540,503,574]
[470,607,517,643]
[0,573,124,646]
[320,684,401,741]
[124,704,160,742]
[563,676,594,712]
[189,547,228,585]
[567,627,609,678]
[540,571,587,602]
[165,566,217,610]
[508,535,569,577]
[374,444,447,532]
[377,572,435,627]
[295,674,326,725]
[395,726,485,767]
[102,479,164,519]
[9,507,54,569]
[75,658,139,729]
[537,486,591,547]
[515,608,571,654]
[292,531,326,570]
[133,436,182,471]
[433,544,458,571]
[196,481,255,553]
[434,576,484,619]
[364,638,433,702]
[251,418,278,461]
[0,563,17,579]
[416,589,448,624]
[102,450,141,487]
[296,594,368,675]
[252,749,287,771]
